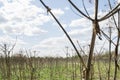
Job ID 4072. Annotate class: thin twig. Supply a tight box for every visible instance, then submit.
[82,0,91,18]
[77,40,88,57]
[100,29,116,46]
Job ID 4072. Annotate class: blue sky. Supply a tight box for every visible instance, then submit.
[0,0,119,57]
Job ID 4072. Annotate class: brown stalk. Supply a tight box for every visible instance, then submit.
[40,0,120,80]
[114,11,120,80]
[85,0,99,80]
[107,1,120,80]
[107,1,116,80]
[108,26,112,80]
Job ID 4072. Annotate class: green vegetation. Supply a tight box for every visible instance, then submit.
[0,54,120,80]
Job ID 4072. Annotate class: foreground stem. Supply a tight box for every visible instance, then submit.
[85,27,96,80]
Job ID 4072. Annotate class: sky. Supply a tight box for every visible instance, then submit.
[0,0,119,57]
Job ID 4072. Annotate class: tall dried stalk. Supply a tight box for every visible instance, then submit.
[107,1,120,79]
[108,26,112,80]
[85,0,99,79]
[39,0,120,80]
[0,43,16,80]
[68,0,120,79]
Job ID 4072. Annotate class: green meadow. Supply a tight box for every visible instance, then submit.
[0,55,120,80]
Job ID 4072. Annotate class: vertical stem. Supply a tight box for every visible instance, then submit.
[114,39,119,80]
[4,44,11,80]
[85,28,96,80]
[114,11,120,80]
[108,26,112,80]
[85,0,98,79]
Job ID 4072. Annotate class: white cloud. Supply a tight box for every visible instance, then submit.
[69,18,91,27]
[52,22,67,28]
[64,7,69,10]
[32,35,91,57]
[0,0,49,36]
[118,0,120,3]
[68,27,91,36]
[52,8,64,17]
[22,26,48,36]
[32,36,69,57]
[0,0,118,57]
[33,36,68,49]
[0,0,65,36]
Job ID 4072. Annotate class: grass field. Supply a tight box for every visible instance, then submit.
[0,56,120,80]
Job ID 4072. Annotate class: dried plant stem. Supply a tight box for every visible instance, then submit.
[39,0,86,68]
[85,27,96,80]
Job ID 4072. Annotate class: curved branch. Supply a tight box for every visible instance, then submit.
[69,4,83,17]
[98,3,120,21]
[82,0,91,18]
[107,0,118,29]
[68,0,93,21]
[99,9,120,21]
